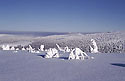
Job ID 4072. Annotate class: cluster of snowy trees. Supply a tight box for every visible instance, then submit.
[0,42,96,60]
[0,31,125,53]
[31,32,125,53]
[0,44,45,53]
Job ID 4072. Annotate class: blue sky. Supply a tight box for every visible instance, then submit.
[0,0,125,32]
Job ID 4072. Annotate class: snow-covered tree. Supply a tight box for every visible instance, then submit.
[45,48,59,58]
[68,48,89,60]
[90,39,99,53]
[10,46,15,50]
[39,45,44,51]
[2,45,10,50]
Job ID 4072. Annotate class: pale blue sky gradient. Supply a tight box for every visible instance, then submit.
[0,0,125,32]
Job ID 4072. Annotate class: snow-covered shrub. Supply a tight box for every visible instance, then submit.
[45,48,59,58]
[68,48,89,60]
[90,39,99,53]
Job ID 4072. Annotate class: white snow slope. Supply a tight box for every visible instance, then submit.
[0,51,125,81]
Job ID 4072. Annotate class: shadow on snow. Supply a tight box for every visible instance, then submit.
[37,54,69,60]
[111,63,125,67]
[37,55,45,58]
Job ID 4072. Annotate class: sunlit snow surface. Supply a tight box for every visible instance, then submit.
[0,51,125,81]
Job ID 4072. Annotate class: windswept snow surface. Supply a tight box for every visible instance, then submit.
[0,51,125,81]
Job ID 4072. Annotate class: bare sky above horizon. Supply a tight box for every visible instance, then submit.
[0,0,125,32]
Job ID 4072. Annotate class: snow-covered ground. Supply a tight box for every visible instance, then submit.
[0,51,125,81]
[0,31,125,81]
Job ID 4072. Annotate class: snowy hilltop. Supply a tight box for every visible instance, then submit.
[0,31,125,53]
